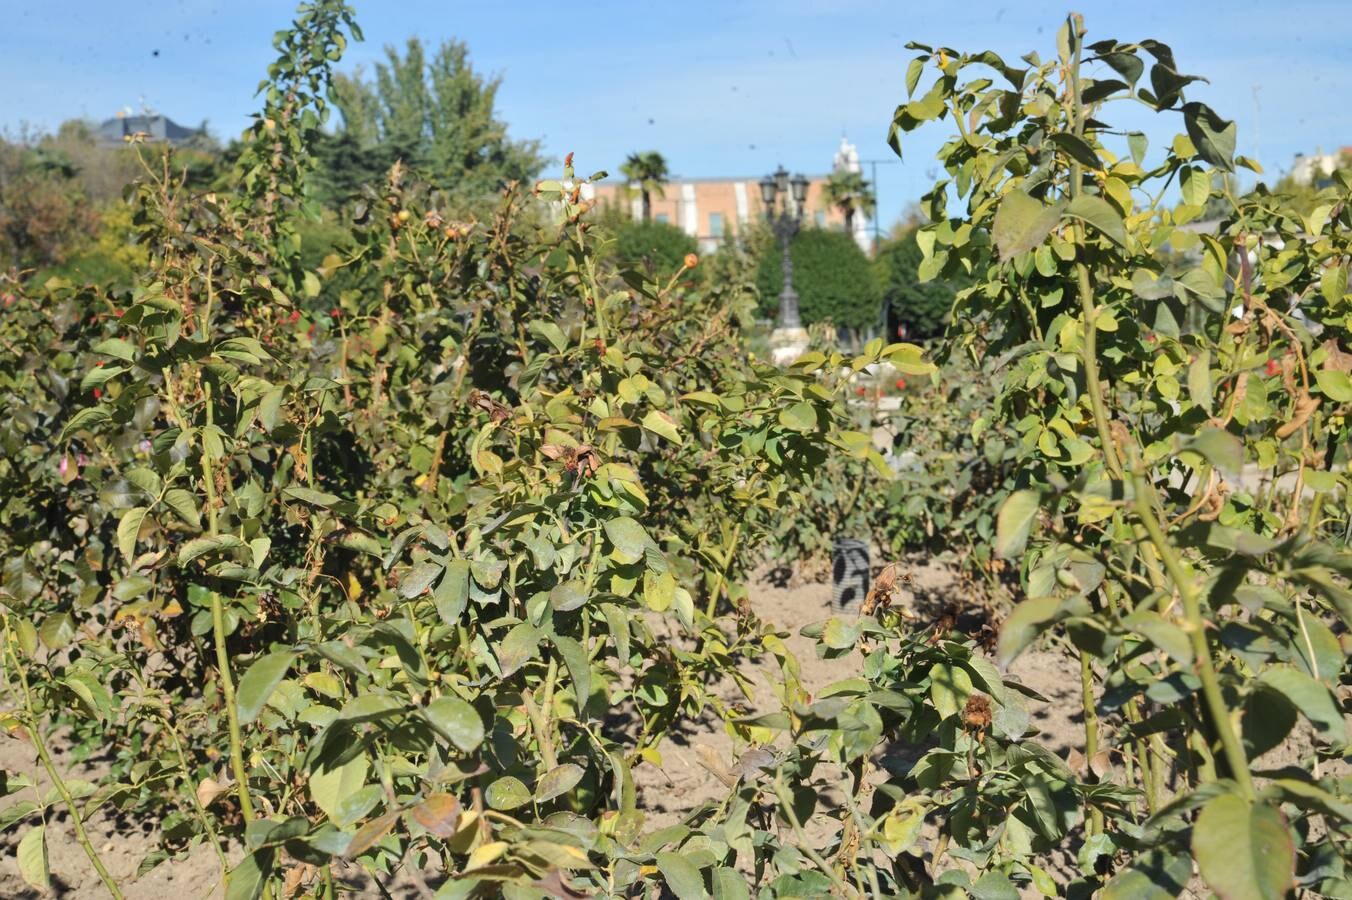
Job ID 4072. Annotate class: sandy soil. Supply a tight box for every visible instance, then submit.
[0,559,1119,898]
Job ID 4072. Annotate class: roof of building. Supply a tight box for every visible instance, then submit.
[97,114,201,146]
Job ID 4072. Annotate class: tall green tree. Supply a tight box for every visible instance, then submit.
[329,37,545,199]
[875,225,972,340]
[822,168,874,235]
[620,151,668,222]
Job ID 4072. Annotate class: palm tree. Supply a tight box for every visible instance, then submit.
[620,151,669,222]
[823,169,875,235]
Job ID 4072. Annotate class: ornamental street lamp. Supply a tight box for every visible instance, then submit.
[760,165,810,333]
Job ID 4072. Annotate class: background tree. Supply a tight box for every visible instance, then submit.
[612,219,696,277]
[756,227,880,335]
[822,168,874,234]
[874,224,972,340]
[0,137,99,271]
[329,37,545,200]
[620,151,668,222]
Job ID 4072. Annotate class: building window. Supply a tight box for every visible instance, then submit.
[708,212,724,237]
[655,213,670,224]
[815,211,826,228]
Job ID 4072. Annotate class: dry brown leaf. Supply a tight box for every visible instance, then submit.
[196,775,229,809]
[410,792,461,837]
[1276,390,1320,439]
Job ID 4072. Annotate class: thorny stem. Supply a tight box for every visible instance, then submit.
[772,773,858,898]
[1065,18,1124,482]
[1079,651,1104,834]
[4,628,125,900]
[1061,15,1253,811]
[193,375,257,824]
[1130,464,1254,798]
[158,714,230,886]
[523,657,560,771]
[704,519,743,620]
[211,593,256,822]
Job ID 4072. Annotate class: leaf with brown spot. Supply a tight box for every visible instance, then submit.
[345,811,398,858]
[410,793,461,837]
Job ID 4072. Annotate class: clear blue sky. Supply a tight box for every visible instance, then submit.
[4,0,1350,230]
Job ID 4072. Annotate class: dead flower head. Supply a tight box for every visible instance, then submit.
[962,693,993,740]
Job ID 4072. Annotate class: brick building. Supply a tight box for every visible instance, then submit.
[586,174,847,254]
[585,139,874,255]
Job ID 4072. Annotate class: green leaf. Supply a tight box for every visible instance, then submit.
[971,871,1019,900]
[552,634,592,707]
[63,671,113,719]
[432,559,470,625]
[1064,195,1127,246]
[424,695,484,752]
[1123,611,1193,664]
[178,534,246,566]
[641,409,681,443]
[1184,426,1243,475]
[162,488,202,529]
[655,851,708,900]
[1257,665,1345,740]
[1315,369,1352,403]
[17,825,48,892]
[928,662,974,719]
[80,364,127,390]
[117,506,150,561]
[39,613,75,650]
[60,405,112,440]
[883,342,937,375]
[125,466,162,496]
[1180,165,1210,207]
[1048,133,1101,169]
[1192,794,1294,900]
[993,191,1064,262]
[529,320,569,353]
[485,776,531,810]
[236,650,297,724]
[225,849,268,900]
[712,866,749,900]
[309,752,368,827]
[777,401,818,432]
[603,516,649,565]
[535,763,585,802]
[496,623,541,677]
[1321,265,1347,305]
[283,486,340,507]
[1102,850,1193,900]
[1127,132,1148,165]
[1188,350,1213,414]
[998,596,1062,665]
[399,560,443,599]
[1182,102,1236,171]
[995,489,1040,559]
[905,56,925,97]
[91,337,137,362]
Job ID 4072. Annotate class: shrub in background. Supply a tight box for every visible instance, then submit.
[756,227,881,333]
